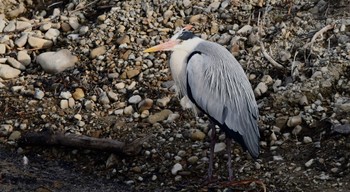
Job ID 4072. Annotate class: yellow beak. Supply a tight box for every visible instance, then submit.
[143,39,179,53]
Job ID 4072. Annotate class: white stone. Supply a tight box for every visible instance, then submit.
[17,50,31,66]
[115,82,125,89]
[124,105,134,115]
[254,82,268,97]
[107,91,118,102]
[45,28,60,40]
[0,18,5,32]
[15,33,28,47]
[34,88,44,100]
[28,36,53,49]
[60,99,69,109]
[7,57,25,70]
[214,142,226,153]
[156,96,171,107]
[171,163,183,175]
[60,91,72,99]
[303,136,313,144]
[4,20,15,32]
[128,95,142,104]
[237,25,252,34]
[16,21,31,31]
[36,49,78,73]
[69,17,80,30]
[0,44,5,54]
[305,159,314,168]
[0,64,21,79]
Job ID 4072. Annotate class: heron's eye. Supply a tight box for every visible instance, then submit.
[177,31,194,41]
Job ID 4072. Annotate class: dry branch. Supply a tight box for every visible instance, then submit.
[18,128,151,156]
[260,41,284,69]
[303,24,335,49]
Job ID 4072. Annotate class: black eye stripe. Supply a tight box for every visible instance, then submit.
[177,31,194,40]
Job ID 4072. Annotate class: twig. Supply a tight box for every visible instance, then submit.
[260,41,284,68]
[303,24,335,49]
[18,128,152,156]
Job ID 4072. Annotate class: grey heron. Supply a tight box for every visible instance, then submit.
[144,25,260,181]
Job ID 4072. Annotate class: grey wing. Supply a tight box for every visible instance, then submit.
[186,52,260,158]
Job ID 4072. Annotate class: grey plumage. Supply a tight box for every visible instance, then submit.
[172,40,260,158]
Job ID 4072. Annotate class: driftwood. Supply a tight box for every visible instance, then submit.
[18,128,152,156]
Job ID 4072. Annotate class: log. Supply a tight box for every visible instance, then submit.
[18,128,151,156]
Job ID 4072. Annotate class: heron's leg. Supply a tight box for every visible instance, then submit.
[226,137,233,181]
[208,122,216,181]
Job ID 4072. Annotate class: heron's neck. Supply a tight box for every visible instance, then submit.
[169,37,203,97]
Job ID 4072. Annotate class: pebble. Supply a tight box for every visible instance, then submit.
[28,36,53,49]
[214,142,226,153]
[8,131,21,141]
[166,113,180,123]
[303,136,313,144]
[140,110,149,118]
[4,20,15,32]
[0,44,5,54]
[115,82,125,89]
[45,28,60,40]
[237,25,252,34]
[60,99,69,109]
[116,35,130,45]
[79,26,89,35]
[17,50,31,66]
[156,97,170,107]
[292,125,302,135]
[273,156,283,161]
[187,156,199,164]
[99,92,110,105]
[107,91,118,102]
[72,88,85,100]
[36,49,78,73]
[7,3,25,18]
[126,69,140,79]
[40,23,51,31]
[287,115,302,127]
[60,91,72,99]
[138,98,153,112]
[183,0,191,8]
[299,95,308,106]
[90,46,107,59]
[189,14,207,24]
[16,21,31,31]
[128,95,142,104]
[34,88,45,100]
[148,109,173,124]
[190,129,206,141]
[254,82,268,97]
[124,105,134,115]
[171,163,183,175]
[69,17,80,30]
[305,159,314,167]
[0,64,21,79]
[0,18,5,32]
[15,33,28,47]
[7,57,25,70]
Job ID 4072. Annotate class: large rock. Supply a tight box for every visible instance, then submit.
[36,49,78,73]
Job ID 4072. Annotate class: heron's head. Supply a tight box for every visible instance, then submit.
[144,25,195,53]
